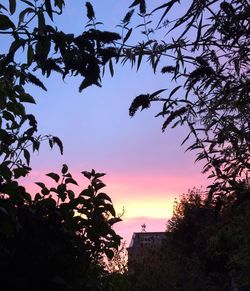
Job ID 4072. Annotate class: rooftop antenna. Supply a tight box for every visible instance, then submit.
[141,223,146,232]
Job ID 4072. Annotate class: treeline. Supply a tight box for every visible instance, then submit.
[127,186,250,291]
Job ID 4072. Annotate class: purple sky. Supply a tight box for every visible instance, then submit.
[18,1,208,243]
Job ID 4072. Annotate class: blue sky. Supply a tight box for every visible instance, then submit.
[11,0,208,243]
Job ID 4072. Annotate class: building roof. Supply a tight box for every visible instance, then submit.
[128,232,166,248]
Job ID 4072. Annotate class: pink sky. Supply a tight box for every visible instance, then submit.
[17,1,209,245]
[21,166,207,243]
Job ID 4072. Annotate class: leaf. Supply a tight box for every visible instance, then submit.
[38,10,45,31]
[79,78,92,92]
[123,28,132,43]
[94,172,106,179]
[61,164,68,174]
[41,187,50,195]
[45,0,53,21]
[109,59,114,77]
[53,136,63,154]
[49,138,53,149]
[104,204,116,217]
[0,4,8,12]
[82,171,91,179]
[137,49,143,71]
[105,249,114,260]
[46,172,60,183]
[0,15,15,30]
[13,167,29,178]
[86,2,95,20]
[57,183,66,194]
[23,149,30,165]
[27,73,47,91]
[67,190,75,200]
[80,188,94,197]
[9,0,16,15]
[150,89,166,98]
[32,139,40,152]
[18,7,34,25]
[35,182,46,189]
[63,173,71,178]
[122,9,134,24]
[108,217,122,226]
[195,15,203,46]
[9,39,25,55]
[97,192,112,203]
[181,132,192,146]
[49,187,57,193]
[65,178,78,186]
[0,207,8,215]
[152,0,178,27]
[19,93,36,104]
[129,0,140,9]
[94,182,106,191]
[35,193,42,201]
[139,0,146,14]
[27,45,34,66]
[0,163,12,181]
[54,0,64,11]
[2,111,14,121]
[169,85,182,98]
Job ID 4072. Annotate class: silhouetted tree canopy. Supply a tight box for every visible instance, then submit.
[113,1,250,289]
[0,1,122,290]
[118,0,250,198]
[1,1,250,289]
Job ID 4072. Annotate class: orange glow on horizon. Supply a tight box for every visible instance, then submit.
[19,169,206,222]
[19,168,205,243]
[114,197,175,219]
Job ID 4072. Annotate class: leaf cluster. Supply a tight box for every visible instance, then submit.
[0,1,123,289]
[0,165,122,290]
[122,0,250,196]
[162,185,250,290]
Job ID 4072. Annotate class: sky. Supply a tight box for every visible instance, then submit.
[16,0,208,243]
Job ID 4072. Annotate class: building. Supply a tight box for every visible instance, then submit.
[127,231,167,275]
[127,229,167,290]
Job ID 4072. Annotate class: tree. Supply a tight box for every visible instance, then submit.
[1,1,249,288]
[105,240,128,274]
[102,241,129,291]
[113,2,250,288]
[114,4,250,286]
[118,0,250,197]
[0,167,122,290]
[162,185,250,290]
[0,1,122,289]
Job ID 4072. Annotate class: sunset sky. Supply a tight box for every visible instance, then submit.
[18,0,208,243]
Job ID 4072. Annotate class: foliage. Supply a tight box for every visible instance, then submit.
[0,167,122,290]
[1,1,249,289]
[0,1,122,290]
[105,240,128,274]
[124,185,250,290]
[118,0,250,197]
[115,2,250,289]
[102,241,129,291]
[0,0,120,188]
[164,186,250,291]
[113,2,250,288]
